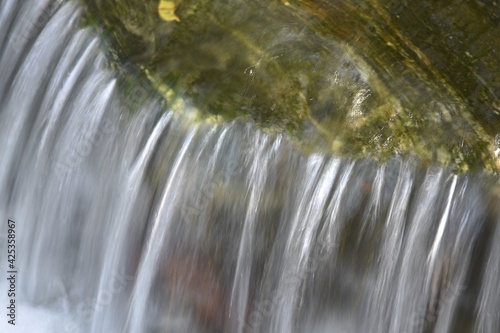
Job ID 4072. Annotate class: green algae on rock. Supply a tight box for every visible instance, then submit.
[79,0,500,172]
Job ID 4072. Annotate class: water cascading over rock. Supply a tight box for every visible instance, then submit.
[0,1,499,333]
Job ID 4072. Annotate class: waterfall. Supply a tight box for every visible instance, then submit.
[1,1,499,332]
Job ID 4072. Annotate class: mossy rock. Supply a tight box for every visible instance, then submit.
[80,0,500,172]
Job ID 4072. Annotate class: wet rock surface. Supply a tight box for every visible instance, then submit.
[80,0,499,172]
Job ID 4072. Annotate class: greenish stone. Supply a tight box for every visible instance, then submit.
[79,0,500,172]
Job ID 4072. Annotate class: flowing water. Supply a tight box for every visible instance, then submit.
[0,1,500,332]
